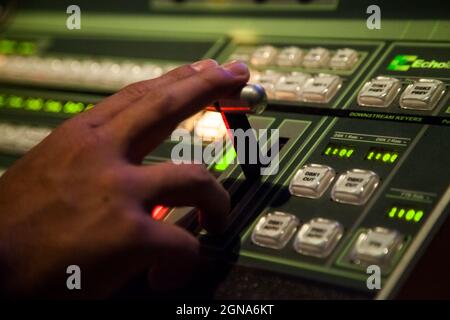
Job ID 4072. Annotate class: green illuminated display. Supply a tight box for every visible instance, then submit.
[387,54,450,72]
[0,39,37,56]
[323,144,355,159]
[387,206,424,223]
[64,101,85,114]
[44,100,63,113]
[213,148,237,172]
[25,98,44,111]
[8,95,24,109]
[0,92,93,116]
[365,147,398,164]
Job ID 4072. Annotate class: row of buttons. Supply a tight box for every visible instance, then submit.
[358,76,446,110]
[0,55,178,91]
[238,46,359,70]
[251,71,342,103]
[289,164,380,205]
[252,211,404,267]
[0,123,51,155]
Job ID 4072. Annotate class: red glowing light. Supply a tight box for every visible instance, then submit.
[151,205,169,220]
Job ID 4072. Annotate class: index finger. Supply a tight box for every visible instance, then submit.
[103,60,249,155]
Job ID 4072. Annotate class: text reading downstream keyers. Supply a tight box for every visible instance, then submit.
[230,45,359,103]
[251,164,405,270]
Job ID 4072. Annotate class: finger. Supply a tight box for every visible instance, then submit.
[80,59,219,125]
[104,60,249,155]
[144,221,200,291]
[136,162,230,234]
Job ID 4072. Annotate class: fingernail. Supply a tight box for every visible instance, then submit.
[190,59,218,72]
[222,60,249,77]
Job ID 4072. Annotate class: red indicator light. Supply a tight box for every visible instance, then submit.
[151,205,169,221]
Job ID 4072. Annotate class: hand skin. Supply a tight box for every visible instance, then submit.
[0,59,249,298]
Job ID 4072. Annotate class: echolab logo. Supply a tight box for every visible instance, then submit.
[388,54,450,71]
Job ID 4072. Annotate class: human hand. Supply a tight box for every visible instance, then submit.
[0,59,249,297]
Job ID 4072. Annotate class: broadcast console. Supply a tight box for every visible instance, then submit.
[0,0,449,299]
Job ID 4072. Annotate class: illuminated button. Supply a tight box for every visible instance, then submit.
[329,48,358,70]
[357,76,401,108]
[293,218,343,258]
[251,211,299,249]
[349,227,403,267]
[44,100,63,113]
[276,47,303,67]
[274,72,311,101]
[331,169,379,205]
[303,47,330,69]
[0,123,51,154]
[399,79,445,110]
[250,45,278,67]
[255,70,282,98]
[229,52,250,63]
[289,164,335,199]
[302,73,342,103]
[194,111,227,142]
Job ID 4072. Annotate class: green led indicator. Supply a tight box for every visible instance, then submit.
[16,41,37,56]
[323,144,355,159]
[64,101,85,114]
[388,207,397,218]
[414,210,424,222]
[0,94,6,107]
[382,153,391,162]
[25,98,43,111]
[214,148,237,172]
[7,95,24,109]
[85,103,95,111]
[387,206,425,223]
[44,100,63,113]
[366,148,398,164]
[390,154,398,163]
[405,209,415,221]
[0,39,16,55]
[345,149,354,158]
[446,106,450,114]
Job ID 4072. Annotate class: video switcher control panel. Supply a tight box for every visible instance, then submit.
[0,0,449,299]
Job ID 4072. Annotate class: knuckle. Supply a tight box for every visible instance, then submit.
[121,80,153,98]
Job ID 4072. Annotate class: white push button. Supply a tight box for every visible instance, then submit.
[251,211,299,249]
[302,73,342,103]
[194,111,227,142]
[250,45,278,67]
[303,47,330,69]
[357,76,401,108]
[331,169,379,205]
[349,227,403,267]
[255,70,282,98]
[276,47,303,67]
[400,79,445,110]
[293,218,343,258]
[329,48,358,70]
[289,164,335,199]
[274,72,311,101]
